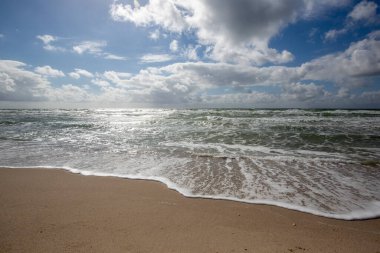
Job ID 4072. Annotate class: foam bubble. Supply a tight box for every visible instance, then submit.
[1,108,379,220]
[1,165,380,220]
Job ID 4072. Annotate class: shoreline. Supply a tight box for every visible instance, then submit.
[2,165,379,221]
[1,167,380,252]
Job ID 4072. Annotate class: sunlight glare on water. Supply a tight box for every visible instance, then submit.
[0,108,379,220]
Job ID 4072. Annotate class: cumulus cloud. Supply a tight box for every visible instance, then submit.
[281,82,327,101]
[149,29,160,40]
[325,1,379,41]
[104,53,127,61]
[140,53,173,63]
[0,60,93,103]
[110,0,350,65]
[368,30,380,39]
[2,32,380,107]
[304,33,380,83]
[51,84,92,102]
[303,0,351,17]
[0,60,51,101]
[110,0,301,65]
[170,40,201,61]
[0,72,16,92]
[72,40,126,60]
[103,71,132,86]
[324,28,348,41]
[34,65,65,78]
[109,0,374,63]
[83,34,379,106]
[348,0,378,23]
[91,79,111,88]
[36,34,65,52]
[73,41,107,55]
[68,72,80,79]
[359,90,380,103]
[110,0,188,32]
[337,87,351,98]
[200,92,277,108]
[79,62,297,106]
[68,68,94,79]
[169,40,179,52]
[37,34,56,45]
[182,45,200,61]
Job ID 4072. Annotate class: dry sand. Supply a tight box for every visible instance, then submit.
[0,168,379,253]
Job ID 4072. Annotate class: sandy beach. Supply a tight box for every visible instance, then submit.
[0,168,379,253]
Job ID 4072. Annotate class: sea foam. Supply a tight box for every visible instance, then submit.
[0,108,379,220]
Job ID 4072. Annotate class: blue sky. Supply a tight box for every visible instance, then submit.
[0,0,379,108]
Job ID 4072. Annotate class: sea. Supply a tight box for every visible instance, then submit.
[1,108,379,220]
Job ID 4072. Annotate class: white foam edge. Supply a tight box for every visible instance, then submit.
[1,165,380,221]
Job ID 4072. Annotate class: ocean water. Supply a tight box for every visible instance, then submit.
[1,108,379,220]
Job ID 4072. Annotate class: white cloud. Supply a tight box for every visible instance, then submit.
[37,34,56,45]
[50,84,92,102]
[110,0,188,32]
[110,0,346,65]
[0,58,378,107]
[149,29,160,40]
[109,0,377,66]
[337,87,351,98]
[182,45,200,61]
[0,34,4,38]
[34,65,65,78]
[69,68,94,79]
[36,36,125,60]
[104,53,127,60]
[200,92,277,107]
[324,28,348,41]
[281,82,327,101]
[0,60,51,101]
[0,72,16,92]
[73,41,107,55]
[75,69,93,78]
[133,0,140,8]
[169,40,179,52]
[325,1,379,41]
[156,62,300,88]
[359,90,380,103]
[308,28,319,40]
[368,30,380,39]
[72,41,126,60]
[0,60,93,103]
[173,40,203,61]
[110,0,299,65]
[140,53,173,63]
[303,0,351,18]
[2,32,380,107]
[91,79,111,88]
[69,72,80,79]
[90,61,287,105]
[36,34,65,52]
[348,0,378,23]
[200,87,330,108]
[304,33,380,83]
[103,71,132,86]
[87,34,378,106]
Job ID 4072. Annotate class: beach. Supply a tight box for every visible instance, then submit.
[1,168,379,253]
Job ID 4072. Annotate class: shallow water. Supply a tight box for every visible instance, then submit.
[1,108,379,219]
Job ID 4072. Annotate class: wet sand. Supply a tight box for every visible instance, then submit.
[0,168,379,253]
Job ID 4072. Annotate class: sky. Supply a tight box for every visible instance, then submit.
[0,0,380,108]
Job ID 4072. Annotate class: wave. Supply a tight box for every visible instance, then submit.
[1,165,380,221]
[1,109,379,221]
